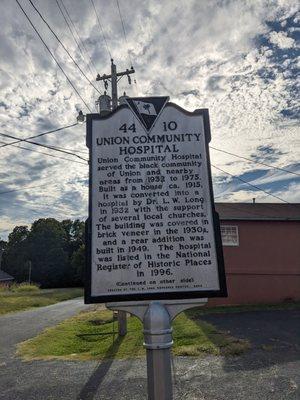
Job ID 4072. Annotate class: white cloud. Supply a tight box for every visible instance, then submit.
[269,31,295,49]
[0,0,299,238]
[0,216,29,240]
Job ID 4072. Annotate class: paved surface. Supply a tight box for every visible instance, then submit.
[0,298,89,359]
[0,305,299,399]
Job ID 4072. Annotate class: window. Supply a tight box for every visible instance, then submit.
[220,225,239,246]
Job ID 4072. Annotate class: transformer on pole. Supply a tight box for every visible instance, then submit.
[96,59,135,111]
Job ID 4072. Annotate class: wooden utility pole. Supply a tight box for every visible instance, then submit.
[96,59,135,110]
[28,260,32,284]
[96,59,135,337]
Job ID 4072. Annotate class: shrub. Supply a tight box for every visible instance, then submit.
[11,283,40,293]
[0,284,9,292]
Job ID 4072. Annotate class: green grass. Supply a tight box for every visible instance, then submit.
[0,287,83,315]
[17,309,250,361]
[10,283,40,292]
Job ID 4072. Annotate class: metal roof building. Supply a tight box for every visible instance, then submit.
[0,270,14,283]
[216,203,300,221]
[210,203,300,306]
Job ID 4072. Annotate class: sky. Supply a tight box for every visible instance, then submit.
[0,0,299,239]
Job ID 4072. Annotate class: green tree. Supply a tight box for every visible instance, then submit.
[28,218,69,287]
[0,239,7,251]
[61,219,85,253]
[71,244,85,284]
[2,219,85,288]
[2,226,30,281]
[61,219,85,286]
[8,226,29,246]
[0,239,8,270]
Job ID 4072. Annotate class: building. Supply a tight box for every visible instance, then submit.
[0,270,14,286]
[210,203,300,306]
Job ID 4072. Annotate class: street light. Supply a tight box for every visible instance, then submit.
[77,110,85,123]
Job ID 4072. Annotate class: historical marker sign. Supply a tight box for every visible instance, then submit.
[85,98,227,303]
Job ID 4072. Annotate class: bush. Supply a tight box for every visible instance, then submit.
[0,284,9,292]
[11,283,40,293]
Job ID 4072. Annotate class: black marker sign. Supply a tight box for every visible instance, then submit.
[85,99,227,303]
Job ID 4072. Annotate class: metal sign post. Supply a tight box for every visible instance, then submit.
[85,96,227,398]
[107,299,207,400]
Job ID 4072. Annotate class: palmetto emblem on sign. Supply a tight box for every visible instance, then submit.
[125,96,169,133]
[133,101,157,116]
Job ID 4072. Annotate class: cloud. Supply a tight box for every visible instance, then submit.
[269,31,296,49]
[0,0,299,238]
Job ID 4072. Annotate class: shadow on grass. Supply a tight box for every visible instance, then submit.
[175,310,250,359]
[189,308,300,372]
[77,335,124,400]
[77,332,116,337]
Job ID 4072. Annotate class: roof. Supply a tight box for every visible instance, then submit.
[215,203,300,221]
[0,270,14,281]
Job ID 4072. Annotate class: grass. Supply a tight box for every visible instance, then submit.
[10,283,40,292]
[17,308,250,361]
[0,287,83,315]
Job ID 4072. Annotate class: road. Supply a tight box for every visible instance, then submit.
[0,303,299,400]
[0,298,88,359]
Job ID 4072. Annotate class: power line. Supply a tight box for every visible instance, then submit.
[16,0,92,113]
[115,0,132,66]
[0,122,88,156]
[0,140,87,165]
[0,198,52,215]
[90,0,112,60]
[59,0,98,74]
[0,182,54,196]
[0,122,78,149]
[212,164,291,204]
[210,146,300,177]
[0,132,88,162]
[28,0,101,95]
[0,173,88,197]
[45,143,88,155]
[55,0,95,80]
[115,0,139,95]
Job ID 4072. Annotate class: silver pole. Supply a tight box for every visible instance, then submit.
[107,299,207,398]
[143,302,173,400]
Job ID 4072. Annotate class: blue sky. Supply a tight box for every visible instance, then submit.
[0,0,299,239]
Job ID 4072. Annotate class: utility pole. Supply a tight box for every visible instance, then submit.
[96,59,135,110]
[96,59,135,337]
[28,260,32,284]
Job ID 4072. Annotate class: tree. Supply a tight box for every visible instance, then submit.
[61,219,85,286]
[28,218,69,287]
[0,239,7,269]
[61,219,85,254]
[2,226,30,281]
[8,226,29,246]
[71,244,85,285]
[0,239,7,251]
[2,219,85,288]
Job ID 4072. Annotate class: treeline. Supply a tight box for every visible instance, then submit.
[1,218,85,288]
